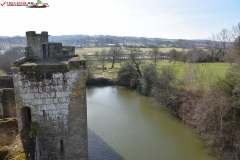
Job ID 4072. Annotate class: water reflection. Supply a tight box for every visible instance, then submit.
[88,128,124,160]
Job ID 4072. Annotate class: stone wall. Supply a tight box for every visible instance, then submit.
[2,89,16,118]
[0,76,13,88]
[0,90,3,118]
[62,46,75,56]
[48,43,62,58]
[0,89,16,119]
[0,118,18,146]
[0,75,16,119]
[26,31,48,59]
[4,123,37,160]
[12,63,87,159]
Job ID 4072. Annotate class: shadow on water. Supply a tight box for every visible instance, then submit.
[88,128,124,160]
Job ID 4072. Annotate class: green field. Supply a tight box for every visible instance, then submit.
[91,60,230,86]
[75,47,186,55]
[139,47,187,53]
[75,48,111,55]
[78,47,230,86]
[154,60,228,78]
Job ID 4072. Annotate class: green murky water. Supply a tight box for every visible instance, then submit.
[87,86,215,160]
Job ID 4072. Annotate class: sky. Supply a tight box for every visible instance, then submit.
[0,0,239,39]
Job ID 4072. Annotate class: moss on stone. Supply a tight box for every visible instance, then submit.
[0,146,8,160]
[5,124,37,160]
[0,118,18,131]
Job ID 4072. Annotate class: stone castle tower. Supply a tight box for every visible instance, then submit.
[11,31,88,159]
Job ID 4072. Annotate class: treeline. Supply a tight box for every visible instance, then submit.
[167,22,240,64]
[0,37,25,50]
[206,23,240,63]
[168,48,211,63]
[116,22,240,160]
[0,47,24,74]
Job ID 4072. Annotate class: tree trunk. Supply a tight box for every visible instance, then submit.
[111,59,115,68]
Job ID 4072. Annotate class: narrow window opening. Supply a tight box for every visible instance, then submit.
[27,107,31,122]
[42,44,47,58]
[40,150,41,156]
[43,110,45,118]
[21,107,31,128]
[48,46,51,58]
[60,139,64,152]
[46,73,52,79]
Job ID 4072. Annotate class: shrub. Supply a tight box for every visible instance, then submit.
[117,62,140,88]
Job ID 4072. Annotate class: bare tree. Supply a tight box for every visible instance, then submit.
[224,48,238,65]
[168,49,180,63]
[84,55,95,80]
[94,51,100,59]
[141,64,158,95]
[98,49,107,72]
[0,46,24,73]
[129,46,142,76]
[206,34,221,61]
[232,36,240,56]
[206,23,240,64]
[186,49,202,63]
[179,50,187,62]
[231,22,240,57]
[217,29,232,57]
[225,23,240,65]
[150,45,162,65]
[182,63,204,87]
[231,22,240,41]
[108,47,122,68]
[194,88,232,159]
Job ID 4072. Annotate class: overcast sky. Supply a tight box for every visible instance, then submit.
[0,0,239,39]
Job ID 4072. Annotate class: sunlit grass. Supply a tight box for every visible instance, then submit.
[90,60,230,88]
[153,60,229,79]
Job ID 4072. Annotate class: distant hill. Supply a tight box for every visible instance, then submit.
[0,34,207,50]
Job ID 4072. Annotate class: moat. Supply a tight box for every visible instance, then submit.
[87,86,215,160]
